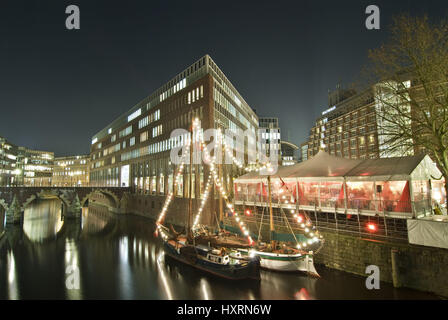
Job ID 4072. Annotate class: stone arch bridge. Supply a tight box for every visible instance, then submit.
[0,187,131,224]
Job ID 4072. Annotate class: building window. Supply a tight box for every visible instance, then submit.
[119,126,132,138]
[128,108,141,122]
[139,116,149,129]
[140,131,148,142]
[152,124,163,138]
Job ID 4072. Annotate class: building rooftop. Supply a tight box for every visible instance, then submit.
[91,54,258,143]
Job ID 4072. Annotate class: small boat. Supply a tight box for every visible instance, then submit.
[162,233,260,280]
[237,247,318,275]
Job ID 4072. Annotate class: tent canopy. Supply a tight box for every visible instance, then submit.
[236,150,439,182]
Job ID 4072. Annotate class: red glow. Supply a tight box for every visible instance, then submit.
[245,209,251,216]
[297,215,303,223]
[294,288,311,300]
[367,223,377,232]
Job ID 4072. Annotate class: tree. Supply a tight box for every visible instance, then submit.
[367,14,448,208]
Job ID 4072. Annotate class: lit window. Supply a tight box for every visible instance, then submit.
[140,131,148,142]
[128,109,141,122]
[119,126,132,138]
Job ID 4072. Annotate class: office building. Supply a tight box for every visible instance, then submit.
[0,136,21,186]
[300,142,308,163]
[53,155,90,187]
[22,149,54,187]
[0,136,54,187]
[89,55,259,224]
[258,117,281,160]
[280,140,298,166]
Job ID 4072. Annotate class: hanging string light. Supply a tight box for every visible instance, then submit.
[221,132,323,249]
[197,129,254,245]
[156,131,192,228]
[192,173,213,230]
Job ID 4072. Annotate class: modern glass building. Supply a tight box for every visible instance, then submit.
[22,149,54,187]
[89,55,259,223]
[53,155,89,187]
[304,83,418,161]
[0,136,54,187]
[258,117,281,160]
[0,136,21,186]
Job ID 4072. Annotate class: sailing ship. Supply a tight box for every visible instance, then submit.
[155,119,260,281]
[235,175,320,275]
[207,138,322,276]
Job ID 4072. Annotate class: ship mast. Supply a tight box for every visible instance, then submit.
[187,121,194,241]
[218,155,224,227]
[267,174,275,248]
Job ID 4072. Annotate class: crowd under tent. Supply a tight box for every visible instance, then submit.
[234,151,445,220]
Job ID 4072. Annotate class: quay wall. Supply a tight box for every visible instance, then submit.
[315,230,448,298]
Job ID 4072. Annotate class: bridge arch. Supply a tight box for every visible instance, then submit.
[80,189,120,209]
[21,191,71,214]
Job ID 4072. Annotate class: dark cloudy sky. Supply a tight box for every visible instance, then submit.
[1,0,447,156]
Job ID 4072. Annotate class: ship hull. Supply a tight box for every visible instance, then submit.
[238,249,319,276]
[163,241,260,281]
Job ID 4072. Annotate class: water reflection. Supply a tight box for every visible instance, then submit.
[0,200,441,300]
[1,207,6,233]
[65,238,82,299]
[7,250,18,300]
[23,199,63,242]
[157,251,174,300]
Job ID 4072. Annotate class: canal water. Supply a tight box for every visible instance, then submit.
[0,199,440,300]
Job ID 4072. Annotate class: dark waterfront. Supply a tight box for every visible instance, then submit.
[0,200,440,300]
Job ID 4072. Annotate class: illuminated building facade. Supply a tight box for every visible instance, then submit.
[299,142,308,163]
[259,117,281,161]
[23,149,54,187]
[305,83,420,161]
[306,86,381,160]
[0,136,54,187]
[280,140,298,166]
[0,136,21,186]
[89,55,258,223]
[52,155,90,187]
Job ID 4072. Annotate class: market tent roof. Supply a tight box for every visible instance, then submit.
[345,154,426,179]
[235,151,439,182]
[236,150,362,181]
[282,150,363,178]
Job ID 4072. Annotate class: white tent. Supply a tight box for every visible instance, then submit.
[234,151,444,218]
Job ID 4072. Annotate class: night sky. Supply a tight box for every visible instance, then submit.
[1,0,448,156]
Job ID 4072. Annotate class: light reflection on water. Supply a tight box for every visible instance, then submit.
[0,199,441,300]
[22,199,63,242]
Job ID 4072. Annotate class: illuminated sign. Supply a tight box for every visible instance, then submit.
[322,106,336,116]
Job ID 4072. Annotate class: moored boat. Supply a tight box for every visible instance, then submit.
[162,235,260,280]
